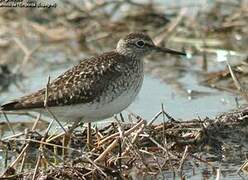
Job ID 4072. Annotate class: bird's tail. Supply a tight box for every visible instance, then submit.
[1,101,19,111]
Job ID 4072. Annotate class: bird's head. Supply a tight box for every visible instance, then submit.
[116,32,186,58]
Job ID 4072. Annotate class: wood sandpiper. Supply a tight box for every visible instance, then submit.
[1,32,186,128]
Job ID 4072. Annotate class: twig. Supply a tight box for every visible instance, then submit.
[32,114,42,130]
[114,115,125,171]
[1,132,24,141]
[44,76,51,107]
[226,60,248,101]
[237,159,248,174]
[96,119,146,162]
[122,123,145,156]
[43,76,66,133]
[154,8,187,45]
[147,110,163,126]
[32,152,41,180]
[2,113,42,176]
[11,138,83,153]
[8,144,29,169]
[226,60,242,91]
[161,105,177,122]
[45,108,66,133]
[87,122,92,146]
[2,111,15,135]
[46,131,66,142]
[21,114,41,172]
[98,119,145,145]
[215,168,221,180]
[142,132,178,159]
[95,138,119,162]
[84,155,107,178]
[13,37,41,73]
[178,145,189,177]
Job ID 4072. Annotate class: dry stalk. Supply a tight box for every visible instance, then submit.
[98,119,145,146]
[40,148,56,168]
[20,129,29,172]
[29,80,67,178]
[154,8,187,45]
[8,144,29,169]
[13,37,40,74]
[11,138,86,155]
[226,60,248,101]
[0,111,48,123]
[114,115,125,139]
[215,168,221,180]
[178,145,189,177]
[114,115,125,170]
[237,159,248,174]
[1,132,24,141]
[95,138,119,162]
[122,123,145,156]
[13,38,29,54]
[161,105,176,122]
[32,151,41,180]
[1,113,42,177]
[19,151,26,172]
[84,155,107,178]
[31,120,54,178]
[2,111,15,135]
[46,108,67,132]
[87,122,92,146]
[171,37,224,47]
[124,137,152,171]
[44,76,66,133]
[143,132,178,159]
[21,45,41,68]
[46,131,66,142]
[147,110,163,126]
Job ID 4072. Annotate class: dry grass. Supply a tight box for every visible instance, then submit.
[0,107,248,179]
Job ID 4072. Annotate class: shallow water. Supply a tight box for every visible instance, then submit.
[0,61,240,123]
[132,74,238,120]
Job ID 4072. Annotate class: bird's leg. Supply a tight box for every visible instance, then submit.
[62,118,82,157]
[68,118,82,134]
[87,122,92,148]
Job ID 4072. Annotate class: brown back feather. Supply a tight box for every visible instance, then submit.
[1,51,126,111]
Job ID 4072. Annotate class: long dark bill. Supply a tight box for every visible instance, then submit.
[154,46,186,56]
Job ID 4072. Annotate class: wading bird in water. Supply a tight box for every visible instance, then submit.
[1,32,186,132]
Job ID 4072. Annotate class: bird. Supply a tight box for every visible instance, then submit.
[1,32,186,129]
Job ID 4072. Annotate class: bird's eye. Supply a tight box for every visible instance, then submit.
[135,40,145,48]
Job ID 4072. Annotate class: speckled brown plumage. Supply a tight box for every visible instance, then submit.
[1,32,185,122]
[1,51,137,110]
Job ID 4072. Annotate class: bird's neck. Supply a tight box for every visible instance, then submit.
[116,48,143,61]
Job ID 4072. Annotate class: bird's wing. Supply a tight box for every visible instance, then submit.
[1,51,125,111]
